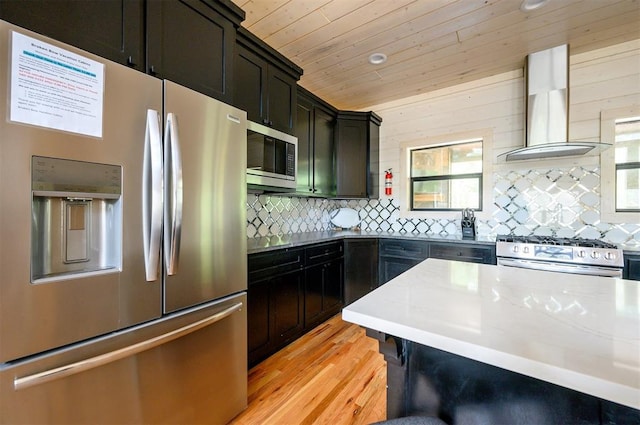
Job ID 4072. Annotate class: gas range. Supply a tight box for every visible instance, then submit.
[496,235,623,277]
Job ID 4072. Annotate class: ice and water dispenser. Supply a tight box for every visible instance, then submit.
[31,156,122,282]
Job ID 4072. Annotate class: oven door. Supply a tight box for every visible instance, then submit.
[497,258,623,278]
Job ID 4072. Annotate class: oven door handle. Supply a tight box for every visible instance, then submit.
[497,258,623,278]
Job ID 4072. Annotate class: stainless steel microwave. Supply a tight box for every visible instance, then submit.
[246,121,297,191]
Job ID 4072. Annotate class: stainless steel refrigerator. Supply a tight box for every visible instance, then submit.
[0,20,248,424]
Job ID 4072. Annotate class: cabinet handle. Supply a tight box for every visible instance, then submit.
[149,65,157,76]
[127,56,136,67]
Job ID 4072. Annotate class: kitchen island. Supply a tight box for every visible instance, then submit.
[342,259,640,424]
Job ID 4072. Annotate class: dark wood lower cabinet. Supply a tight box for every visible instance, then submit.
[378,239,429,285]
[304,258,343,329]
[247,269,305,367]
[379,256,423,284]
[344,239,379,305]
[378,239,496,285]
[248,241,344,367]
[247,279,270,357]
[271,270,305,345]
[624,253,640,280]
[249,238,499,366]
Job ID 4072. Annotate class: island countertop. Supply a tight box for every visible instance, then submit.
[342,259,640,410]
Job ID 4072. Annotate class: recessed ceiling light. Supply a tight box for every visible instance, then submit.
[368,53,387,65]
[520,0,550,12]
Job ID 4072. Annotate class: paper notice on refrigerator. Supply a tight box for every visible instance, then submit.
[9,31,105,138]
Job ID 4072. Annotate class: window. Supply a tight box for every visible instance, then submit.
[600,106,640,223]
[398,128,493,220]
[409,140,482,210]
[614,117,640,212]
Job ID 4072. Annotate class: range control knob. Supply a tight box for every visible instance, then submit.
[576,250,586,258]
[590,251,600,259]
[604,252,617,261]
[512,246,519,253]
[522,246,530,254]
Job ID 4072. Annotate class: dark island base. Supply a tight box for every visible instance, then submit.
[366,330,640,425]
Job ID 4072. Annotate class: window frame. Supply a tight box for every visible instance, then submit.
[399,128,494,220]
[600,105,640,223]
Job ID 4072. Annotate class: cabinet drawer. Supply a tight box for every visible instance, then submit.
[305,241,344,266]
[248,247,304,281]
[428,243,495,264]
[379,239,428,260]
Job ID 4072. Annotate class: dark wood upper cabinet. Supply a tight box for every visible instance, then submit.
[335,111,382,198]
[234,27,302,134]
[295,87,337,197]
[0,0,145,70]
[296,96,314,193]
[1,0,244,104]
[147,0,243,104]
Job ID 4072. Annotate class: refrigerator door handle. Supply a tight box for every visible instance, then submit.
[14,301,244,391]
[164,112,183,276]
[143,109,163,281]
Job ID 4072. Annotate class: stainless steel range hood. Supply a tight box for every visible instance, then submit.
[499,44,611,162]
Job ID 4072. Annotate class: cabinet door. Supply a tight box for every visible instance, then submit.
[344,239,379,304]
[235,45,266,125]
[336,119,368,197]
[323,259,344,313]
[624,255,640,280]
[295,97,314,194]
[271,270,305,347]
[247,279,270,364]
[147,0,233,103]
[368,120,380,198]
[379,257,423,285]
[305,259,343,328]
[0,0,144,70]
[313,107,336,196]
[267,67,296,133]
[305,263,324,327]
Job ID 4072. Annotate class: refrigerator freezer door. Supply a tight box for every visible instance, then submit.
[162,81,248,313]
[0,293,247,424]
[0,20,163,363]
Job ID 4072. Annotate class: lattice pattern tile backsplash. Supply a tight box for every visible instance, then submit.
[246,166,640,247]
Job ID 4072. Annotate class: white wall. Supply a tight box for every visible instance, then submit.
[358,40,640,245]
[371,39,640,186]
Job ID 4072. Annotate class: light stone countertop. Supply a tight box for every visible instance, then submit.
[342,258,640,410]
[246,230,496,254]
[246,231,640,255]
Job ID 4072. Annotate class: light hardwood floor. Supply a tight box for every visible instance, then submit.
[229,314,387,425]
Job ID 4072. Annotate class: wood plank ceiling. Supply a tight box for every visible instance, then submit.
[235,0,640,110]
